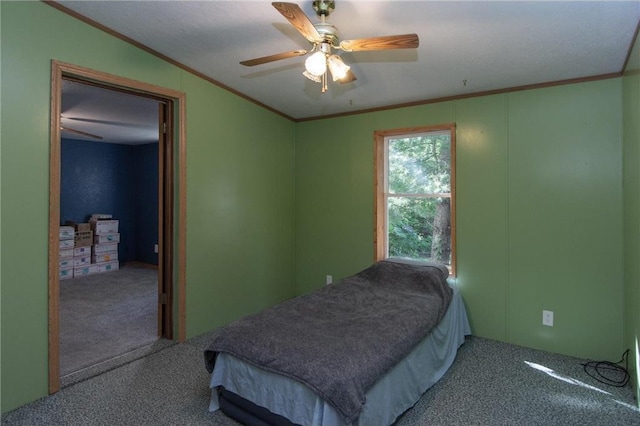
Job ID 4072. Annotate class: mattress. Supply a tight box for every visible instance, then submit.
[208,287,470,426]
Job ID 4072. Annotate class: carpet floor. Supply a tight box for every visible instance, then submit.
[3,334,639,425]
[59,265,159,377]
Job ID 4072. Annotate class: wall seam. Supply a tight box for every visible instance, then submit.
[504,93,511,343]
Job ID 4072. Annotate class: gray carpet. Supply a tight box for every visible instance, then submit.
[3,335,638,425]
[59,265,159,377]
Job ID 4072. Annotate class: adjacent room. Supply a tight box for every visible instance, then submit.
[58,79,168,383]
[1,1,639,425]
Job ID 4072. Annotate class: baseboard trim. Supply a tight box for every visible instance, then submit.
[122,261,159,270]
[60,338,175,388]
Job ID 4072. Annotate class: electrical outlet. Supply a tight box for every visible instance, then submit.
[326,275,333,285]
[154,244,159,254]
[542,310,554,327]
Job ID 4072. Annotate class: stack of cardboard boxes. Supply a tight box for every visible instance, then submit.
[58,226,75,280]
[58,214,120,279]
[90,214,120,273]
[72,222,95,277]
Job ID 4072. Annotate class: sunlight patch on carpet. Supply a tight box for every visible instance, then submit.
[524,361,610,395]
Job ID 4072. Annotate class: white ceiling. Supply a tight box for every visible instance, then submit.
[56,1,639,141]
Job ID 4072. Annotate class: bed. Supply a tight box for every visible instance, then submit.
[204,258,471,426]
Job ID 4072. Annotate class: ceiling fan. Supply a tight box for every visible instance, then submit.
[60,126,104,140]
[240,1,419,93]
[60,116,103,140]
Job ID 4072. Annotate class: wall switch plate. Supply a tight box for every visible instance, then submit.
[326,275,333,285]
[542,310,554,327]
[154,244,159,253]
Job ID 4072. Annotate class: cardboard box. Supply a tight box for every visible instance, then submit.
[65,221,91,232]
[77,223,90,232]
[60,266,74,280]
[96,260,119,273]
[59,258,74,268]
[59,239,74,249]
[59,226,75,240]
[91,219,119,234]
[74,264,98,277]
[73,246,92,256]
[93,243,118,254]
[73,255,91,267]
[74,230,93,247]
[94,233,120,244]
[59,248,74,258]
[92,252,118,263]
[90,214,112,220]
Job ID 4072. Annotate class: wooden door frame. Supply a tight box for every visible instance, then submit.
[48,60,187,393]
[158,102,174,339]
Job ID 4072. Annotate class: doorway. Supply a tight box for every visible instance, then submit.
[59,78,163,377]
[48,61,187,394]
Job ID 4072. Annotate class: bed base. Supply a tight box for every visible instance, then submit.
[218,387,298,426]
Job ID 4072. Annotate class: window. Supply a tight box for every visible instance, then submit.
[374,124,456,276]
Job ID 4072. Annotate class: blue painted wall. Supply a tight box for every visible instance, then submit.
[133,143,159,265]
[60,138,158,264]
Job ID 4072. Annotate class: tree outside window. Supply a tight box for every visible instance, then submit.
[374,124,456,275]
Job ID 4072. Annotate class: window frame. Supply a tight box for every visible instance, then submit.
[374,124,457,276]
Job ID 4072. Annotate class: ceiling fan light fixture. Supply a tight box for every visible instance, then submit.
[327,54,350,81]
[303,70,322,83]
[305,51,327,77]
[241,2,419,94]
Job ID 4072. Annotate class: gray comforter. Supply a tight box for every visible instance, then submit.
[204,259,453,424]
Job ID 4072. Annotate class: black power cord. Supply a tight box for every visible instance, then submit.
[581,349,631,387]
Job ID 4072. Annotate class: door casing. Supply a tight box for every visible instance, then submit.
[48,60,187,393]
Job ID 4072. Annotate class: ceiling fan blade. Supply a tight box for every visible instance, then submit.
[240,49,308,67]
[272,2,321,43]
[60,126,104,140]
[339,33,419,52]
[339,69,357,84]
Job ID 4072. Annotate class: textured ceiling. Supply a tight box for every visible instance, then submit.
[55,1,639,142]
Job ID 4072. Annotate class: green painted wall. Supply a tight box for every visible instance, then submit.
[296,79,624,362]
[623,31,640,406]
[1,0,636,415]
[1,2,296,413]
[506,83,622,357]
[455,95,509,342]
